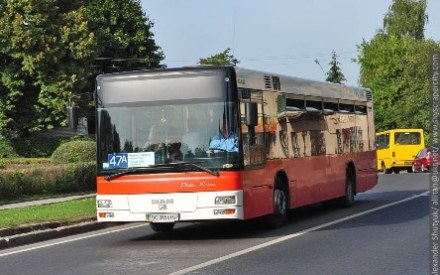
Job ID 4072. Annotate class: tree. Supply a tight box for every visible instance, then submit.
[325,50,346,84]
[84,0,164,72]
[383,0,427,40]
[199,48,239,66]
[0,0,97,136]
[356,0,439,139]
[0,0,164,137]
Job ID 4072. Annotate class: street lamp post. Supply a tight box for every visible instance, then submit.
[314,58,325,75]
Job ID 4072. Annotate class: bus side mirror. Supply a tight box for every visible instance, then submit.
[246,102,258,127]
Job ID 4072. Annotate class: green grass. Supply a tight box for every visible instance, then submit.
[0,198,96,228]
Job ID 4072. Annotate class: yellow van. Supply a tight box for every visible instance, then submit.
[376,129,425,174]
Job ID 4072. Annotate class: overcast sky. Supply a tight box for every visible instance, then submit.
[141,0,440,86]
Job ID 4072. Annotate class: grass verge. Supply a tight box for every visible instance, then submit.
[0,198,96,228]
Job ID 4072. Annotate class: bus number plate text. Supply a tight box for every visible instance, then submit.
[146,213,179,223]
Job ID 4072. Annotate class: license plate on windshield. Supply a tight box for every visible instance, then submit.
[146,213,179,223]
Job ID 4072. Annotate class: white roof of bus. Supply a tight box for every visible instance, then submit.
[235,67,371,102]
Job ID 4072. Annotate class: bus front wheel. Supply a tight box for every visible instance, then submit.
[382,163,392,174]
[264,178,289,228]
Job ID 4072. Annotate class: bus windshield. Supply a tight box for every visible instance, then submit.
[97,101,239,174]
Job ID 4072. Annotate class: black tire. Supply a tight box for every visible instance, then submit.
[412,165,417,173]
[263,178,289,228]
[407,167,413,173]
[393,169,400,174]
[338,167,356,207]
[150,222,175,232]
[382,163,392,174]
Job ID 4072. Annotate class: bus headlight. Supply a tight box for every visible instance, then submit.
[215,196,236,205]
[97,199,113,208]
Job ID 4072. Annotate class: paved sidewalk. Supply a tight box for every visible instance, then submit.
[0,193,123,250]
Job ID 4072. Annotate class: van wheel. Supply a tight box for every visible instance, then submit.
[338,167,355,207]
[150,222,175,232]
[264,178,288,228]
[382,163,392,174]
[393,169,400,174]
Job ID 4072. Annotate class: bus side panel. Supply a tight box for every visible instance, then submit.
[352,151,378,192]
[241,151,378,220]
[241,164,276,220]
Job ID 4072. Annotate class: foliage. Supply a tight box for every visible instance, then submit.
[0,162,96,200]
[51,140,96,164]
[383,0,427,40]
[0,0,164,138]
[0,139,18,158]
[199,48,239,66]
[0,0,97,136]
[11,137,66,158]
[84,0,164,72]
[0,158,51,169]
[325,50,347,84]
[356,0,440,138]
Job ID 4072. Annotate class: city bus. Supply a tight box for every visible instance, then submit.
[376,129,425,174]
[95,66,378,232]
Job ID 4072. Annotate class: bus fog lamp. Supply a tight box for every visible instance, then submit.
[98,212,114,218]
[215,196,236,205]
[97,199,113,208]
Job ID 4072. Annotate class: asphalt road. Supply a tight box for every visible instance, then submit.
[0,173,429,275]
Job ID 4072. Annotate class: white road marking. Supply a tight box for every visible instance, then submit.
[0,191,429,266]
[167,191,429,275]
[0,224,145,258]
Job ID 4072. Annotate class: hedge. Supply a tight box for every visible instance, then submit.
[51,140,96,165]
[0,162,96,200]
[0,136,96,158]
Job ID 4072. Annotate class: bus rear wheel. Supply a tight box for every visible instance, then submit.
[150,222,175,232]
[338,167,356,207]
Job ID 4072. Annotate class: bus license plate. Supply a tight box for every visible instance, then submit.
[146,213,179,223]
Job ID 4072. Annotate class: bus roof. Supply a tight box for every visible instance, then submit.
[235,67,372,102]
[96,66,372,103]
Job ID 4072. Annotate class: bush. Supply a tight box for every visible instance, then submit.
[0,162,96,200]
[51,140,96,164]
[0,138,18,158]
[10,136,95,158]
[0,158,51,169]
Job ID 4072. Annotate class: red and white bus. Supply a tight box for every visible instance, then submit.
[95,66,378,232]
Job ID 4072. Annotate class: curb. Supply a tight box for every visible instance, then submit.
[0,221,123,250]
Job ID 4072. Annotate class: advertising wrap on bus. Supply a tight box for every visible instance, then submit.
[95,66,378,232]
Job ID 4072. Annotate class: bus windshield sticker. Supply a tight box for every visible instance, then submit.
[108,153,129,169]
[108,152,155,169]
[127,152,155,168]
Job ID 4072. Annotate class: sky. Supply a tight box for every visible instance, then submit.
[141,0,440,87]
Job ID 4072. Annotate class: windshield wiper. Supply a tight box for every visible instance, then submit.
[105,162,219,181]
[152,162,219,177]
[105,169,145,181]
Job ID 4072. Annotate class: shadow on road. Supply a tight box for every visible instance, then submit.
[130,189,428,242]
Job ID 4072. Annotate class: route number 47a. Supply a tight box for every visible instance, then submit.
[108,153,129,168]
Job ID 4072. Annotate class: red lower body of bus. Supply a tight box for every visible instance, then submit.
[96,151,377,222]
